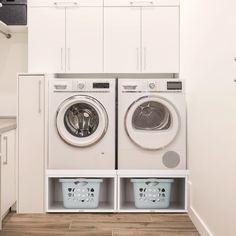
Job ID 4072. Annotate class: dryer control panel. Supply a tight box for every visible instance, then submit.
[121,79,184,93]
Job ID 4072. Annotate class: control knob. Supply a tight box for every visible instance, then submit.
[149,83,156,89]
[78,83,85,90]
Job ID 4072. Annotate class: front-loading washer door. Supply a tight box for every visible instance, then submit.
[125,96,180,150]
[56,95,108,147]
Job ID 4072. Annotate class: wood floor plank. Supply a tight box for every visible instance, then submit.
[70,222,197,231]
[4,213,152,223]
[113,230,200,236]
[0,230,112,236]
[150,213,194,223]
[0,213,200,236]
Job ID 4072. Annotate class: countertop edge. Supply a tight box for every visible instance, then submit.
[0,124,17,134]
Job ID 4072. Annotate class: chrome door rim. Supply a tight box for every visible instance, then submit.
[124,95,180,150]
[56,95,108,147]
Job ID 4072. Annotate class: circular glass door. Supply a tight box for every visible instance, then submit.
[125,96,180,150]
[57,95,108,147]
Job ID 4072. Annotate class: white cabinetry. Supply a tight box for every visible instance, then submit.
[28,8,66,73]
[28,0,102,7]
[103,0,180,7]
[28,0,180,74]
[142,7,179,73]
[28,3,103,73]
[0,129,16,229]
[66,7,103,72]
[104,5,179,73]
[104,7,141,73]
[18,75,45,213]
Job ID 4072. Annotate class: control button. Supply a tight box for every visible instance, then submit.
[54,84,67,90]
[123,85,137,90]
[78,83,85,90]
[149,83,156,89]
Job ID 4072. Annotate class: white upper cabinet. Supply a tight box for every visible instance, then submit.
[28,0,103,7]
[28,1,180,73]
[28,5,103,73]
[104,0,179,7]
[142,7,179,73]
[104,6,179,73]
[104,7,141,73]
[28,7,66,73]
[66,7,103,73]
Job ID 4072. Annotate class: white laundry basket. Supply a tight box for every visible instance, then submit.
[60,178,103,209]
[131,178,174,209]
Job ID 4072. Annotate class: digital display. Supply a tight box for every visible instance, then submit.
[93,83,110,89]
[167,81,182,90]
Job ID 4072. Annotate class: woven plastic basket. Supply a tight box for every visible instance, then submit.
[131,178,174,209]
[60,178,103,209]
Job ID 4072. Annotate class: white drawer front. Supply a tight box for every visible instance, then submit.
[29,0,103,7]
[104,0,179,7]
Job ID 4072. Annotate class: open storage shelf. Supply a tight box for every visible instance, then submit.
[46,170,116,212]
[46,170,188,213]
[0,20,27,38]
[117,170,188,213]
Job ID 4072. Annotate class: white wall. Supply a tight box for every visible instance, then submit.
[0,32,27,116]
[181,1,236,235]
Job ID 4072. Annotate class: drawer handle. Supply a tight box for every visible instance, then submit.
[3,136,8,165]
[130,1,154,5]
[54,1,78,7]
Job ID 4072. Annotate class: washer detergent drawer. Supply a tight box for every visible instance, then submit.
[0,0,27,25]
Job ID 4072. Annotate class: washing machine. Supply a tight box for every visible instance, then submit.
[118,79,186,170]
[48,78,116,169]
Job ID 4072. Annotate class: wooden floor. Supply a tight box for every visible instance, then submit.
[0,213,200,236]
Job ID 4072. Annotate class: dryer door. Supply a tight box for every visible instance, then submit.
[56,95,108,147]
[125,96,180,150]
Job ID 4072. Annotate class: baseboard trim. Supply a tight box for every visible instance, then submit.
[189,206,214,236]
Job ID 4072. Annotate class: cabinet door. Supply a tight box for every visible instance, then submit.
[28,7,66,73]
[104,0,179,7]
[1,130,16,217]
[18,76,45,213]
[142,7,179,73]
[29,0,102,7]
[104,7,141,73]
[66,7,103,72]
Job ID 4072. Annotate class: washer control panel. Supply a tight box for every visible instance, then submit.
[52,79,112,92]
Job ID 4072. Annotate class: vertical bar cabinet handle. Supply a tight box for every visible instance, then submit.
[143,47,147,71]
[136,48,140,72]
[38,80,42,114]
[68,48,71,71]
[61,48,64,71]
[3,136,8,165]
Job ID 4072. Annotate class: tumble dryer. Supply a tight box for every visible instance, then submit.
[48,77,115,169]
[118,79,186,170]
